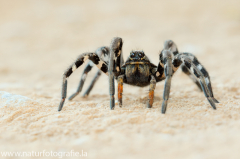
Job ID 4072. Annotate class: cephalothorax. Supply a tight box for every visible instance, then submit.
[58,37,219,113]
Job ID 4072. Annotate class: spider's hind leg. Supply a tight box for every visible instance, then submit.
[58,51,109,111]
[181,65,202,91]
[68,61,94,100]
[176,53,219,109]
[155,40,218,113]
[82,70,102,97]
[68,47,109,100]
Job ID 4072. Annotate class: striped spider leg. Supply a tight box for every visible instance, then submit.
[175,52,219,108]
[154,40,219,113]
[108,37,124,110]
[58,37,124,111]
[68,47,110,100]
[58,51,109,111]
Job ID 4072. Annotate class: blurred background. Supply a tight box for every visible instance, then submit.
[0,0,240,88]
[0,0,240,159]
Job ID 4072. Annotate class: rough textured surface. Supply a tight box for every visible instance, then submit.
[0,0,240,158]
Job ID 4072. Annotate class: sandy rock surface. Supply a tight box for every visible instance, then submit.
[0,0,240,158]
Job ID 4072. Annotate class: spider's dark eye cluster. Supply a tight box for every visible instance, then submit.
[130,51,145,59]
[130,52,135,58]
[138,52,144,58]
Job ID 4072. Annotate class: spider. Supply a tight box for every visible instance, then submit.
[58,37,219,113]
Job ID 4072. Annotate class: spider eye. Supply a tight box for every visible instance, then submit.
[130,53,135,58]
[138,53,144,58]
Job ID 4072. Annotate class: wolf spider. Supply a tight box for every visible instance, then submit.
[58,37,218,113]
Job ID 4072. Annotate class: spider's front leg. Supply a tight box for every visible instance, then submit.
[161,50,174,113]
[108,37,124,110]
[147,75,156,108]
[117,75,124,107]
[154,40,181,113]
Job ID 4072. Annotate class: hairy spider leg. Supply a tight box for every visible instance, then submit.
[165,40,203,91]
[117,75,124,107]
[108,37,124,110]
[181,65,202,91]
[82,70,102,97]
[58,52,109,111]
[147,75,156,108]
[175,53,219,107]
[68,47,109,100]
[68,61,93,100]
[161,50,174,113]
[154,40,218,113]
[154,40,179,82]
[155,39,204,92]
